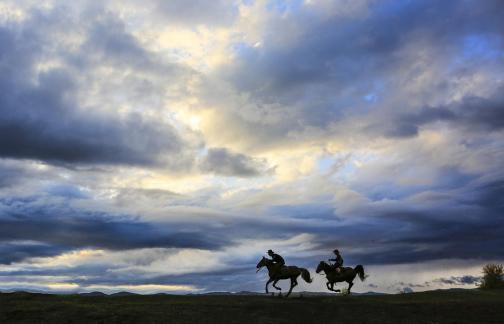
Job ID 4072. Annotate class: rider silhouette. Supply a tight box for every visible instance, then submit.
[267,249,285,276]
[329,249,344,274]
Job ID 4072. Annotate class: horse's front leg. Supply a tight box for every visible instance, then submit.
[265,278,273,294]
[272,279,282,291]
[330,282,340,293]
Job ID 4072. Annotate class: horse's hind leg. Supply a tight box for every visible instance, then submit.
[285,278,295,297]
[347,281,353,294]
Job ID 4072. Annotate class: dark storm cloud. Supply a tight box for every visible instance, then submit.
[0,160,57,189]
[384,90,504,138]
[473,180,504,211]
[383,109,456,138]
[1,177,502,287]
[213,0,504,145]
[0,197,230,264]
[0,10,192,167]
[0,192,329,265]
[314,180,504,265]
[199,148,271,177]
[432,275,481,285]
[225,0,504,97]
[0,189,336,265]
[0,241,67,264]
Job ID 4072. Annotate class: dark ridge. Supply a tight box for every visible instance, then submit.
[79,291,107,297]
[109,291,139,297]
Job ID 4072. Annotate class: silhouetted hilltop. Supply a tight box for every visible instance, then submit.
[197,290,388,297]
[234,291,264,296]
[109,291,139,297]
[197,291,263,296]
[79,291,107,297]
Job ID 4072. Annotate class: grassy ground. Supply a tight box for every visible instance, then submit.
[0,289,503,323]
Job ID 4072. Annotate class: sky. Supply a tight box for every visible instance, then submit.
[0,0,503,295]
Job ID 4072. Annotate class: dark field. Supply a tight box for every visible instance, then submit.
[1,289,503,323]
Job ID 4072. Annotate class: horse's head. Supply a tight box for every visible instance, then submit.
[316,261,326,273]
[256,256,267,271]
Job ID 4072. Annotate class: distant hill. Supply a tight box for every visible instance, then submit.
[356,291,389,296]
[200,291,264,296]
[198,290,388,297]
[2,289,389,297]
[79,291,138,297]
[79,291,107,297]
[109,291,139,297]
[233,291,264,296]
[200,291,233,296]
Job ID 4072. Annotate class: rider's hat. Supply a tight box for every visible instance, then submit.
[333,249,339,253]
[267,249,274,254]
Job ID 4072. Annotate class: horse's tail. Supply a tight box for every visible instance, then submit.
[355,265,366,281]
[300,268,312,283]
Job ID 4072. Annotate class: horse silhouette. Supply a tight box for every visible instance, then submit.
[256,257,312,297]
[316,261,366,293]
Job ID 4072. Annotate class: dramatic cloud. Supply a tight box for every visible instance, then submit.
[199,148,271,177]
[432,275,481,286]
[0,7,197,167]
[382,89,504,138]
[197,0,504,152]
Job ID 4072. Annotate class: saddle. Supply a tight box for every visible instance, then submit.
[329,264,349,274]
[272,263,288,276]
